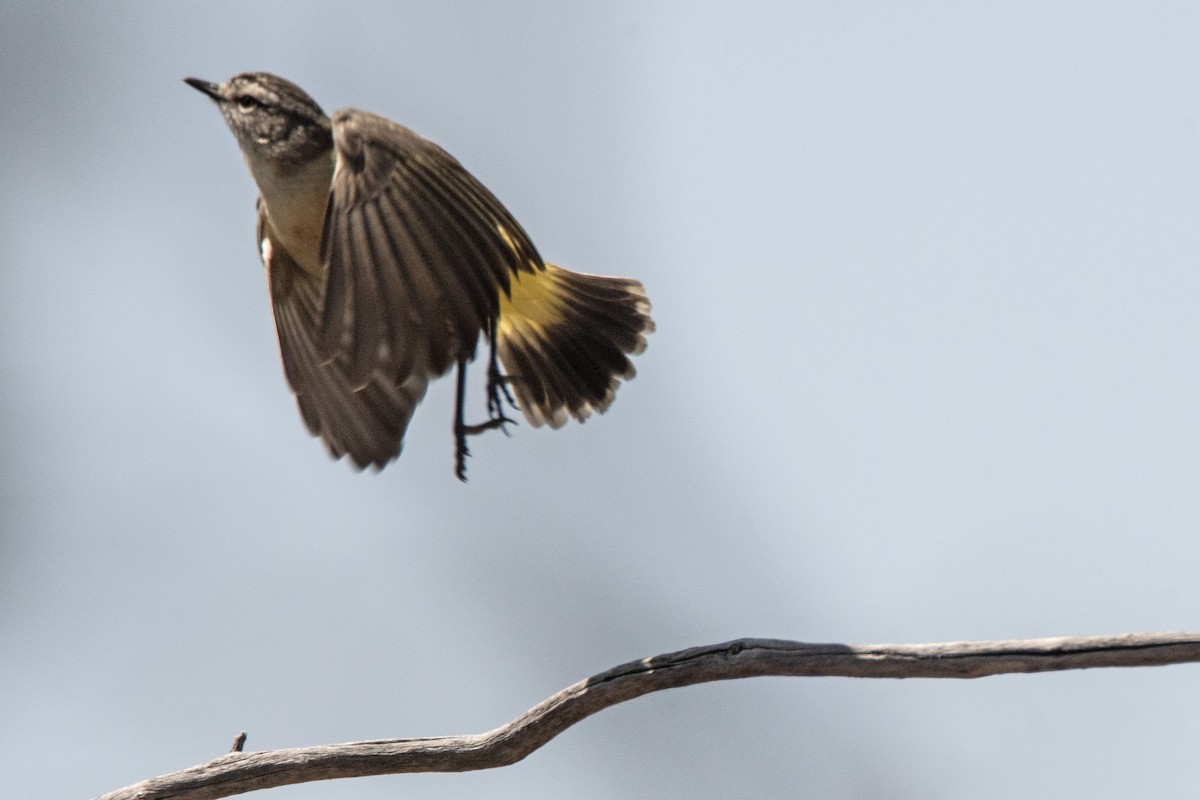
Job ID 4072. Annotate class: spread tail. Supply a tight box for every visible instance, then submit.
[495,263,653,428]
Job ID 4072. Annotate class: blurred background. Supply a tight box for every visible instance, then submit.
[3,3,1200,798]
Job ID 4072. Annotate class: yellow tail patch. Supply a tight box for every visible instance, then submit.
[494,263,653,428]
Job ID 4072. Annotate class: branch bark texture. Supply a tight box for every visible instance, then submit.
[96,631,1200,800]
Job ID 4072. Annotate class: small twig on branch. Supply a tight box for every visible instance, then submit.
[95,631,1200,800]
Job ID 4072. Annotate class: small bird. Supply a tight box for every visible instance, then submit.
[185,72,653,479]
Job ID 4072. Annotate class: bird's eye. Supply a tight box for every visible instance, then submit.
[236,95,260,111]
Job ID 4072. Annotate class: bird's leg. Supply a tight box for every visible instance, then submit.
[484,318,518,424]
[453,331,517,480]
[453,359,476,481]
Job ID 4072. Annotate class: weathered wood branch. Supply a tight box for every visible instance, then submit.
[96,632,1200,800]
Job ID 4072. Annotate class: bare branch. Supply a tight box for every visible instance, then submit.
[96,631,1200,800]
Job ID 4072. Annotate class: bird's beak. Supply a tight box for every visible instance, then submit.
[183,77,222,101]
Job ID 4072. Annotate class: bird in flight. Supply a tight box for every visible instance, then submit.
[185,73,653,479]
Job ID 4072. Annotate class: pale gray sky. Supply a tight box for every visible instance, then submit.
[3,3,1200,798]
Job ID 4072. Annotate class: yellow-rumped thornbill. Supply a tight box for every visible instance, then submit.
[185,73,653,480]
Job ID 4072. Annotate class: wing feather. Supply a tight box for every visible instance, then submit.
[371,186,458,372]
[396,167,511,328]
[320,108,546,385]
[260,204,427,469]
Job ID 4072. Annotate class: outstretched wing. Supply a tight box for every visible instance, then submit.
[319,108,545,389]
[260,204,428,469]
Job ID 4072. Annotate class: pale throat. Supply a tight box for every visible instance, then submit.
[244,147,335,274]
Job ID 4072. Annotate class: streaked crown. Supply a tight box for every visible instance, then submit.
[185,72,333,166]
